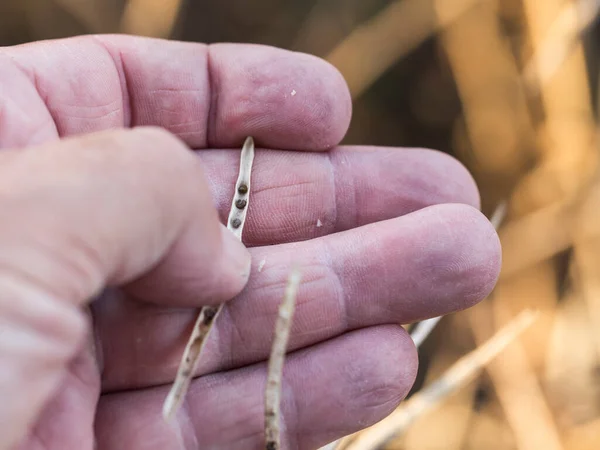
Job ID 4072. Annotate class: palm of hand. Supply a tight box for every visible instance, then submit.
[1,35,500,450]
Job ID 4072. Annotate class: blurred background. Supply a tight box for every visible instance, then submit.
[2,0,600,449]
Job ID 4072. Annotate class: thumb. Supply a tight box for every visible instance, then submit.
[0,127,250,449]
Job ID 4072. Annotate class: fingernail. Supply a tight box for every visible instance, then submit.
[221,226,252,281]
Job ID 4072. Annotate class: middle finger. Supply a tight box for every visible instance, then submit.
[95,203,500,392]
[199,145,480,246]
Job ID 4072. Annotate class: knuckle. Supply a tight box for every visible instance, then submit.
[79,127,201,190]
[128,127,200,181]
[130,126,185,150]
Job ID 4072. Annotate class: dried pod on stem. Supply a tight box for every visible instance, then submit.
[163,136,255,421]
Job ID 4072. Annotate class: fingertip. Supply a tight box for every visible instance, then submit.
[293,51,353,150]
[458,204,502,304]
[209,44,353,150]
[214,225,253,299]
[391,325,419,395]
[109,127,252,307]
[357,325,419,410]
[294,325,419,449]
[430,203,502,310]
[175,222,252,305]
[124,222,251,308]
[424,149,481,210]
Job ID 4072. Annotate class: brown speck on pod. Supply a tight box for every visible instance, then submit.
[231,218,242,228]
[238,184,249,194]
[202,308,217,324]
[266,441,277,450]
[235,199,247,209]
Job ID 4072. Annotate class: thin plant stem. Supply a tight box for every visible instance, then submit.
[264,268,302,450]
[162,136,255,421]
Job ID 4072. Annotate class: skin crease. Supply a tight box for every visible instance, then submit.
[0,35,501,450]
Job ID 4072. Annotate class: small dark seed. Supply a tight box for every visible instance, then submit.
[181,369,191,378]
[231,218,242,228]
[235,199,247,209]
[238,184,249,194]
[203,308,217,324]
[265,441,277,450]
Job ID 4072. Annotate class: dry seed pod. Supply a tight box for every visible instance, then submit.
[162,136,255,421]
[264,268,302,450]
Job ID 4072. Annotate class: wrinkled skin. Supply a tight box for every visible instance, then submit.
[0,35,501,450]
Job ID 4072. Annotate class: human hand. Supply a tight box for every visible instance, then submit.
[0,35,501,450]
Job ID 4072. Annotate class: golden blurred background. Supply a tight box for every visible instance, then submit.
[3,1,600,449]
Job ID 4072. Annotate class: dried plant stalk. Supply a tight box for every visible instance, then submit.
[120,0,186,38]
[264,268,302,450]
[403,316,479,450]
[163,136,255,421]
[470,301,563,450]
[520,0,597,211]
[336,309,539,449]
[544,288,600,427]
[523,0,600,90]
[53,0,120,32]
[326,0,487,99]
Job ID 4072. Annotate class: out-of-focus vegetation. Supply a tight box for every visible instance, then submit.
[3,1,600,449]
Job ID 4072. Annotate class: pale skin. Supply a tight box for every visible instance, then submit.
[0,35,501,450]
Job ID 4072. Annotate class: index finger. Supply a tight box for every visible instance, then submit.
[0,35,352,150]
